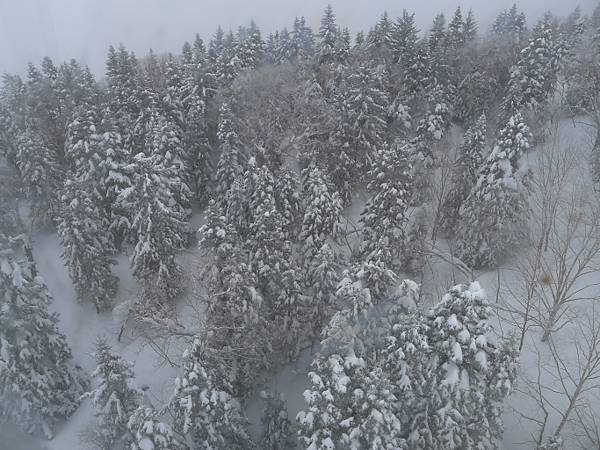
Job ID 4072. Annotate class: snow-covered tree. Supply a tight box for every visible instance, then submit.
[259,391,296,449]
[408,283,519,449]
[332,62,390,199]
[274,167,302,241]
[319,5,338,65]
[300,165,343,256]
[307,243,339,338]
[440,113,487,234]
[128,405,177,450]
[171,338,253,449]
[455,112,531,268]
[117,153,187,300]
[57,179,118,313]
[83,340,142,450]
[402,206,429,277]
[501,16,564,115]
[215,102,246,203]
[0,243,89,438]
[360,141,412,274]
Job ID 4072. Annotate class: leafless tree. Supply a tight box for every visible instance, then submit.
[515,307,600,448]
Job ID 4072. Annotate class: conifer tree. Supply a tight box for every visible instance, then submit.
[83,339,142,450]
[501,16,564,115]
[171,339,253,449]
[57,179,118,313]
[128,406,177,450]
[259,391,296,450]
[408,283,519,449]
[300,165,343,256]
[117,153,187,300]
[319,5,338,65]
[215,102,246,203]
[0,241,89,438]
[455,113,531,268]
[332,62,390,200]
[307,243,339,338]
[360,141,412,274]
[440,113,487,234]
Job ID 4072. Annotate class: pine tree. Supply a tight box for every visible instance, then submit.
[0,241,89,438]
[57,179,118,313]
[455,113,531,268]
[238,20,265,70]
[259,391,296,450]
[440,113,487,234]
[171,338,253,449]
[117,153,187,300]
[128,405,177,450]
[83,339,142,450]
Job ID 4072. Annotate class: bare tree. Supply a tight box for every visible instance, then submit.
[516,307,600,448]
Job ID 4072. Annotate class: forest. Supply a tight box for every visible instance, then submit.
[1,2,600,449]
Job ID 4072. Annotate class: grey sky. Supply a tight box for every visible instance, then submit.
[0,0,595,77]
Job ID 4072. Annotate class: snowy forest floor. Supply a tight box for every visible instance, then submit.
[2,116,597,450]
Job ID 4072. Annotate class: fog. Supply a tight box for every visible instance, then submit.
[0,0,596,76]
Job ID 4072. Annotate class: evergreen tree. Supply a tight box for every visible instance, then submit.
[360,141,412,274]
[402,206,429,276]
[319,5,338,65]
[332,62,390,200]
[274,167,302,241]
[0,241,88,438]
[171,338,253,449]
[307,243,339,339]
[83,339,142,450]
[215,102,246,203]
[408,283,519,449]
[440,113,487,234]
[117,153,187,300]
[57,179,118,313]
[128,405,177,450]
[259,391,296,450]
[97,110,133,248]
[300,165,343,256]
[455,113,531,268]
[501,16,564,115]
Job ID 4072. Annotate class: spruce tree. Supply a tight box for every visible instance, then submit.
[83,339,142,450]
[307,243,339,339]
[455,112,531,268]
[0,240,89,438]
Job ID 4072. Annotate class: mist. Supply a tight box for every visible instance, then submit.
[0,0,595,76]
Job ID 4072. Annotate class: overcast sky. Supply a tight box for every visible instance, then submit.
[0,0,595,77]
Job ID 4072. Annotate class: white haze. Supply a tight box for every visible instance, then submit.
[0,0,596,76]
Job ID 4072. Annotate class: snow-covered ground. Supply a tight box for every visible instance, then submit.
[7,117,598,449]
